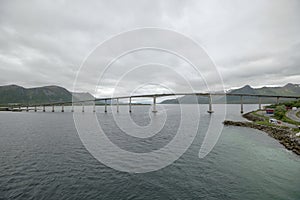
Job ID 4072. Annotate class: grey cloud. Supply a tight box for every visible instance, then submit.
[0,0,299,97]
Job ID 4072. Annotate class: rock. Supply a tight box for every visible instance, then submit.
[243,112,265,122]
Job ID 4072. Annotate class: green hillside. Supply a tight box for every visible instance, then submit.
[0,85,93,105]
[161,83,300,104]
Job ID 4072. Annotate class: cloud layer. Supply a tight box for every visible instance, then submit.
[0,0,299,97]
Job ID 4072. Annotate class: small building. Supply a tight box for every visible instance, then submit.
[266,108,274,114]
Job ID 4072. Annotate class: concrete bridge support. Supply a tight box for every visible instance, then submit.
[52,105,55,112]
[61,104,64,112]
[34,106,37,112]
[43,105,45,112]
[207,95,214,113]
[116,98,119,113]
[152,96,157,113]
[129,97,132,113]
[240,96,244,114]
[93,104,96,113]
[258,97,262,110]
[104,99,107,113]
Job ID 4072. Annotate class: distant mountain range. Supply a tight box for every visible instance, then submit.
[161,83,300,104]
[0,85,94,105]
[0,83,299,105]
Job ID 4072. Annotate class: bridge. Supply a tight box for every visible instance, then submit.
[3,92,300,114]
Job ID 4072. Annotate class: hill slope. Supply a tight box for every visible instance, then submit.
[161,83,300,104]
[0,85,94,105]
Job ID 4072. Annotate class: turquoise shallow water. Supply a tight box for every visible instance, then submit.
[0,104,299,199]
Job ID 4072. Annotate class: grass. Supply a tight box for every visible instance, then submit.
[248,100,300,133]
[251,111,269,120]
[256,121,276,127]
[273,115,300,126]
[248,110,299,133]
[292,128,300,133]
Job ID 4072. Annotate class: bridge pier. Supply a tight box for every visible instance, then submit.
[152,96,157,113]
[116,98,119,113]
[240,96,244,114]
[258,97,262,110]
[34,106,37,112]
[129,97,132,113]
[104,99,107,113]
[52,105,55,112]
[61,104,64,112]
[43,105,45,112]
[207,95,214,113]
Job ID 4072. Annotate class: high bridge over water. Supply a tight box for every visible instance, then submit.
[4,92,300,114]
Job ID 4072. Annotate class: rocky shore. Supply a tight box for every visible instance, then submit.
[223,119,300,156]
[242,112,266,122]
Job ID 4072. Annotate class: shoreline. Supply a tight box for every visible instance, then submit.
[223,114,300,155]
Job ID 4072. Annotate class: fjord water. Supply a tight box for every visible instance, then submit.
[0,105,299,200]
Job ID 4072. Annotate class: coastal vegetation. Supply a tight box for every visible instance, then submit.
[266,100,300,126]
[224,99,300,155]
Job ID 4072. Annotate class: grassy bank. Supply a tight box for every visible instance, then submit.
[243,111,299,133]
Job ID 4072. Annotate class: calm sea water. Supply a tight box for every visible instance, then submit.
[0,104,299,200]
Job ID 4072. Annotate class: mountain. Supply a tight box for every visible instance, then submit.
[0,85,94,105]
[161,95,209,104]
[72,92,95,105]
[230,85,255,94]
[257,83,300,96]
[72,92,95,101]
[224,85,258,103]
[226,83,300,103]
[1,83,299,105]
[161,83,300,104]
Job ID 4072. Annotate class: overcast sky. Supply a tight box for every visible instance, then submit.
[0,0,299,97]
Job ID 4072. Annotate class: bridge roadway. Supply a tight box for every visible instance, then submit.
[5,93,300,114]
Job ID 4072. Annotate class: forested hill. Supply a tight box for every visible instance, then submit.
[0,85,94,104]
[1,83,299,105]
[161,83,300,104]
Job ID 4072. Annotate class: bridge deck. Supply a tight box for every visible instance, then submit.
[3,92,300,107]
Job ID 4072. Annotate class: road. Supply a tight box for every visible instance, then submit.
[286,109,300,123]
[256,110,298,129]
